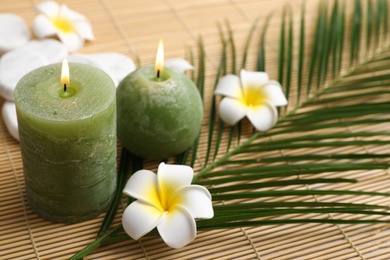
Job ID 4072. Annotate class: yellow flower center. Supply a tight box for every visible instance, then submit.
[52,16,74,33]
[241,85,266,107]
[160,185,180,213]
[146,185,164,212]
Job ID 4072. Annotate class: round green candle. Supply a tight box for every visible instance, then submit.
[14,62,117,224]
[117,65,203,160]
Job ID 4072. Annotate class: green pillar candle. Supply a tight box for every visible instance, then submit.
[14,62,117,224]
[117,65,203,160]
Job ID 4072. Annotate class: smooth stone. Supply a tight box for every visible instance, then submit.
[0,14,31,55]
[67,54,119,86]
[0,50,48,101]
[18,39,68,64]
[84,53,136,83]
[68,52,135,86]
[2,101,19,140]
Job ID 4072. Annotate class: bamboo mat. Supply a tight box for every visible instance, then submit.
[1,0,390,259]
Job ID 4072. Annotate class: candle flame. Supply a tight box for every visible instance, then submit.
[61,58,70,85]
[155,39,164,77]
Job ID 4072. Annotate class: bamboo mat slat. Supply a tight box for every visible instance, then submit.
[1,0,390,259]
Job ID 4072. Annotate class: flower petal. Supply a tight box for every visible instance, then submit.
[246,102,278,131]
[59,4,87,21]
[175,185,213,219]
[214,74,242,99]
[57,31,84,52]
[123,169,163,210]
[157,205,196,248]
[32,14,57,38]
[35,1,60,18]
[263,80,288,106]
[158,163,194,211]
[73,20,94,40]
[157,162,193,196]
[240,68,269,88]
[122,200,162,240]
[164,58,194,73]
[218,97,247,125]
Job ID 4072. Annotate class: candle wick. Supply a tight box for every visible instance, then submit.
[64,84,67,92]
[157,70,160,78]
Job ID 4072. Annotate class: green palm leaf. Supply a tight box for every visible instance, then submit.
[192,0,390,229]
[72,0,390,258]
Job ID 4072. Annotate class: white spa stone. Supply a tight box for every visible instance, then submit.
[68,53,135,86]
[67,54,119,86]
[18,39,68,64]
[83,52,136,83]
[2,101,19,141]
[0,14,31,55]
[0,50,48,101]
[0,39,68,101]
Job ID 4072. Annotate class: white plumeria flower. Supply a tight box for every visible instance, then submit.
[32,1,94,52]
[215,69,288,131]
[122,163,213,248]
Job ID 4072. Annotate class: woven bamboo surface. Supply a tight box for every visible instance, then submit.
[1,0,390,259]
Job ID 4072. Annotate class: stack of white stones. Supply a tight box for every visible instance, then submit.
[0,13,135,141]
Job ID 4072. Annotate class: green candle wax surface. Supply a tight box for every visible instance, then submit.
[14,63,117,224]
[117,66,203,160]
